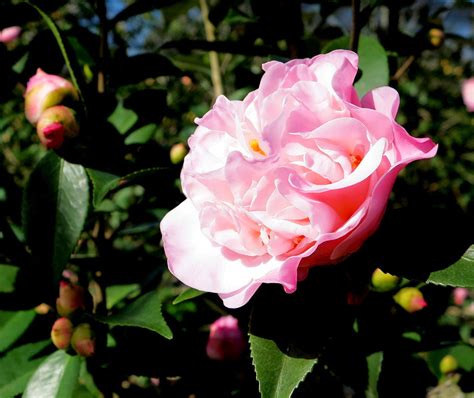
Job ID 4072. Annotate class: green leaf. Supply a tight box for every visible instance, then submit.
[108,102,138,134]
[0,310,36,353]
[249,334,316,398]
[0,264,19,293]
[322,35,389,96]
[86,169,120,208]
[97,290,173,339]
[366,351,383,398]
[427,344,474,379]
[173,287,206,304]
[0,340,50,398]
[24,1,85,106]
[87,167,166,208]
[24,350,82,398]
[125,124,157,145]
[22,152,89,287]
[106,284,140,309]
[427,245,474,287]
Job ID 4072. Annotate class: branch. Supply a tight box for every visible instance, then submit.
[199,0,224,99]
[350,0,361,53]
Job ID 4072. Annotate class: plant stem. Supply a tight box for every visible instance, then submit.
[199,0,224,99]
[96,0,108,94]
[392,55,416,81]
[350,0,361,53]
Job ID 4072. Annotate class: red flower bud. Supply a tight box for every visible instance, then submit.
[393,287,427,313]
[24,68,78,125]
[71,323,95,357]
[51,317,73,350]
[206,315,246,361]
[36,106,79,149]
[56,280,85,317]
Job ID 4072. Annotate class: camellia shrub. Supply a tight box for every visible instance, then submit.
[0,1,473,397]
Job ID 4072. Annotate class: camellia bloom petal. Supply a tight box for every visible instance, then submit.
[161,50,438,308]
[462,78,474,112]
[0,26,21,43]
[36,105,79,149]
[24,68,78,125]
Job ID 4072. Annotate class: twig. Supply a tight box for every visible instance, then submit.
[96,0,108,94]
[392,55,416,81]
[350,0,361,53]
[199,0,224,99]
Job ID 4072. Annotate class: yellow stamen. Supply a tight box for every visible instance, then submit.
[249,138,267,156]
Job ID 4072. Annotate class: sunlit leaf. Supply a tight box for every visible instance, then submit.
[0,310,36,353]
[366,351,383,398]
[250,334,316,398]
[23,351,81,398]
[97,290,173,339]
[427,244,474,287]
[173,287,206,304]
[0,340,50,398]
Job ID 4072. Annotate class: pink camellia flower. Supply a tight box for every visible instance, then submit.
[161,50,438,308]
[206,315,246,360]
[453,287,469,306]
[462,78,474,112]
[36,105,79,149]
[0,26,21,43]
[24,68,78,125]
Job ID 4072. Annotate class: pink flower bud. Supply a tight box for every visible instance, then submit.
[56,280,85,317]
[206,315,246,361]
[393,287,427,313]
[71,323,95,357]
[36,106,79,149]
[462,78,474,112]
[24,68,78,125]
[453,288,469,306]
[51,317,73,350]
[371,268,399,292]
[170,143,188,164]
[0,26,21,43]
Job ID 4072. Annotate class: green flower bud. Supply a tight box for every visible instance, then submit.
[56,280,85,317]
[36,106,79,149]
[170,143,188,164]
[394,287,427,313]
[51,317,73,350]
[371,268,399,292]
[439,355,458,374]
[71,323,95,357]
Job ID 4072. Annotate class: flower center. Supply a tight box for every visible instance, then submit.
[249,138,267,156]
[350,154,362,170]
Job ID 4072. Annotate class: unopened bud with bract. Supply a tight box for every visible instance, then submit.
[170,143,187,164]
[24,68,78,125]
[36,106,79,149]
[71,323,95,357]
[56,280,85,317]
[393,287,427,313]
[371,268,399,292]
[439,355,458,374]
[206,315,246,361]
[51,317,73,350]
